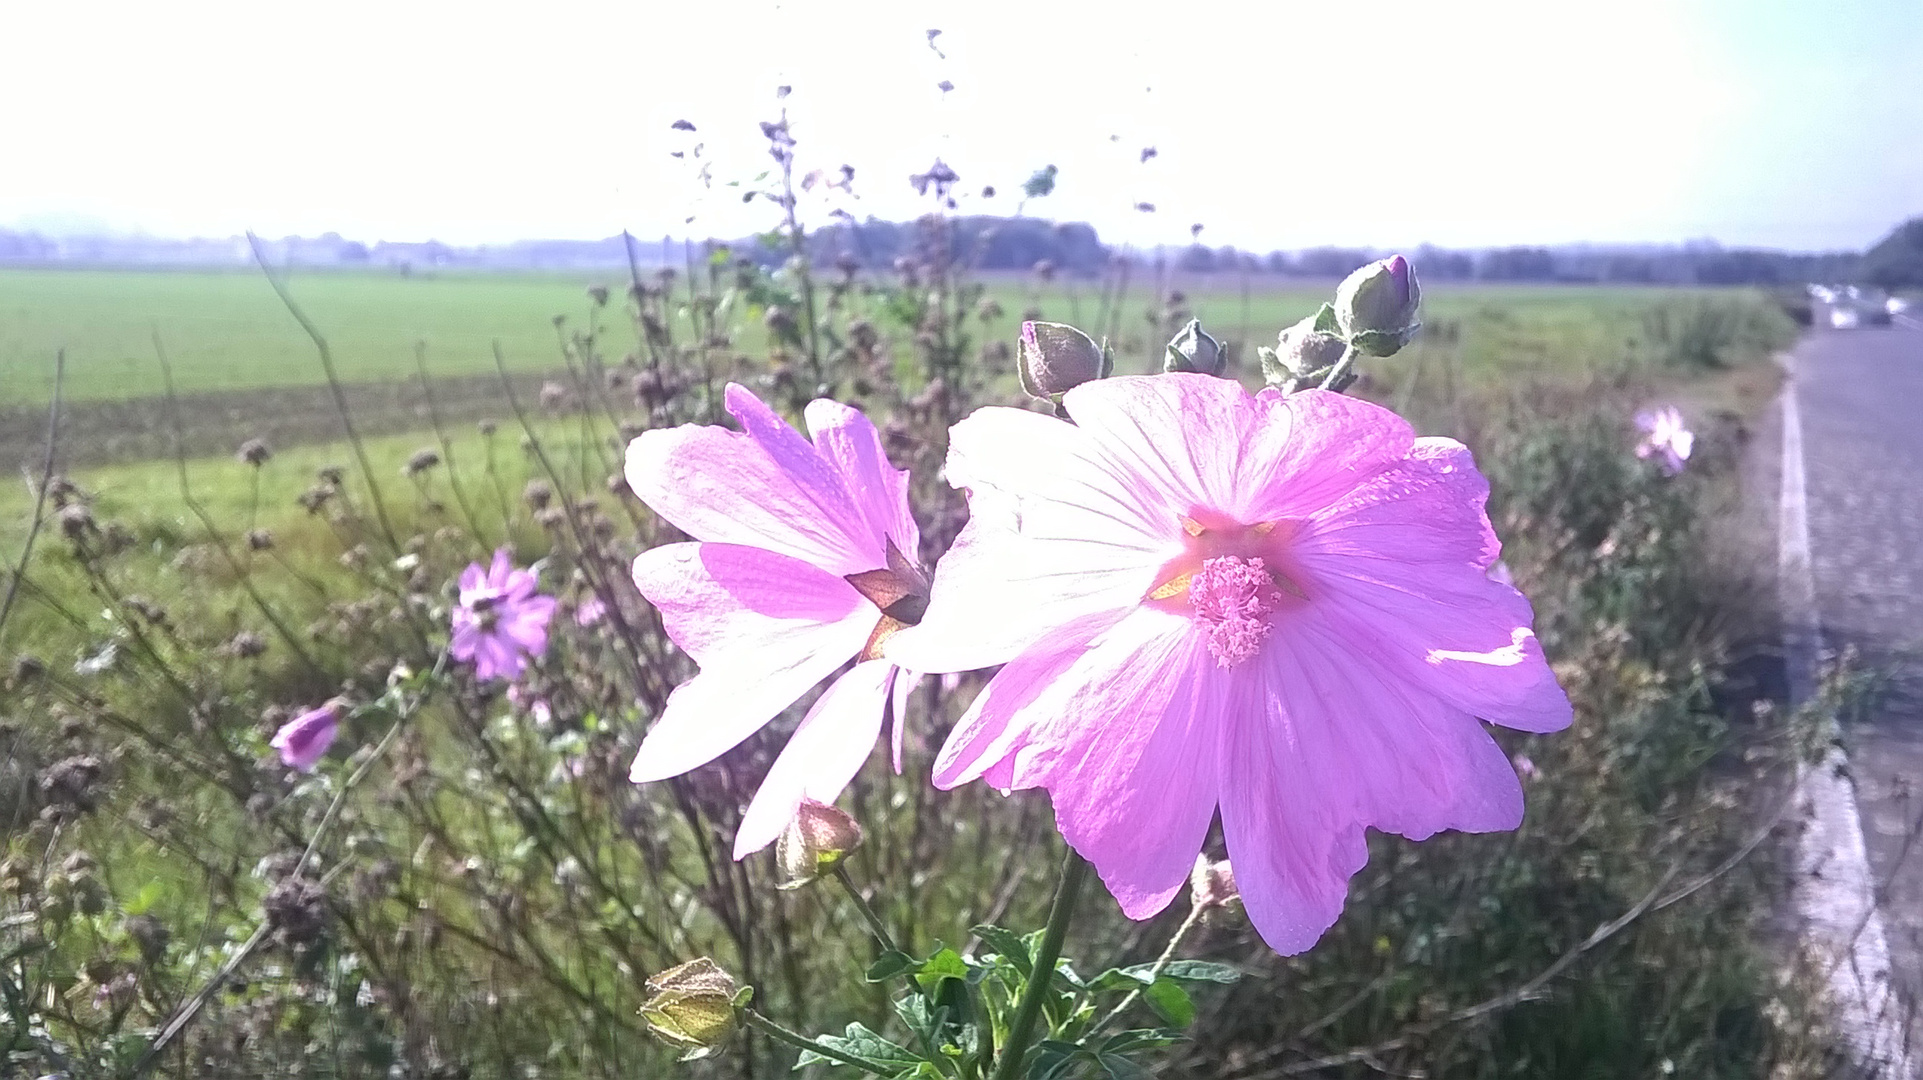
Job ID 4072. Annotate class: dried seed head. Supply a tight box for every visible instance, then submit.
[523,480,554,510]
[402,448,442,477]
[236,438,273,467]
[227,631,268,660]
[640,958,746,1060]
[246,528,274,551]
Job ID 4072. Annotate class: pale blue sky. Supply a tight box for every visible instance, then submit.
[1,0,1917,251]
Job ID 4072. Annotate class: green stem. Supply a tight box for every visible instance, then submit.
[1088,902,1205,1036]
[743,1008,897,1075]
[831,864,900,955]
[992,850,1088,1080]
[1318,343,1360,392]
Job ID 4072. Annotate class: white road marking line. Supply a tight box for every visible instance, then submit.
[1783,353,1918,1074]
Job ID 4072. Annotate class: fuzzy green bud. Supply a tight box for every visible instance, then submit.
[1164,319,1225,376]
[641,958,750,1061]
[1018,321,1110,403]
[1263,313,1351,392]
[1333,255,1421,356]
[775,798,864,890]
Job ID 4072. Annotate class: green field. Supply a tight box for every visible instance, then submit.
[0,266,1700,405]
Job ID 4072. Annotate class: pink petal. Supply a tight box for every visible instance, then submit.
[887,667,921,772]
[934,606,1219,920]
[884,407,1174,674]
[1263,615,1525,842]
[629,543,877,782]
[625,384,886,577]
[1291,439,1571,732]
[1057,378,1413,525]
[929,609,1125,789]
[732,659,894,858]
[805,398,920,561]
[1218,701,1371,956]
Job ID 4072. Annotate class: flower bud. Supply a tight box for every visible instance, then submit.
[1163,319,1225,376]
[641,958,750,1060]
[1189,854,1240,911]
[775,798,864,889]
[1263,313,1350,391]
[1018,321,1110,402]
[1333,255,1421,356]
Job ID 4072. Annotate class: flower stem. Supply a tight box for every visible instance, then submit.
[1318,343,1360,393]
[991,849,1088,1080]
[1088,902,1205,1036]
[743,1008,897,1075]
[831,864,900,955]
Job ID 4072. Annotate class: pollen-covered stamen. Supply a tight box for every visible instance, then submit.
[1188,556,1283,668]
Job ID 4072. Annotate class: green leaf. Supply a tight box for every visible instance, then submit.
[122,879,165,916]
[1097,1030,1177,1056]
[866,950,921,983]
[914,946,968,992]
[1123,960,1241,985]
[1142,979,1195,1028]
[969,923,1033,976]
[1097,1053,1156,1080]
[1311,301,1340,333]
[794,1023,924,1071]
[1085,967,1155,993]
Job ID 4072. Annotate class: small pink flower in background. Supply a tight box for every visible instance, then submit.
[1512,753,1538,780]
[888,374,1571,956]
[451,548,557,682]
[506,683,553,728]
[625,384,925,858]
[574,595,607,627]
[1635,406,1694,475]
[272,701,341,772]
[1487,561,1515,588]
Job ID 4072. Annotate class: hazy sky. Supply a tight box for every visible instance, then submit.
[3,0,1918,251]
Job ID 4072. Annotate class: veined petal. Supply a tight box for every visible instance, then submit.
[1218,686,1372,955]
[632,542,871,666]
[936,605,1218,920]
[806,398,920,561]
[1262,615,1525,842]
[733,659,894,859]
[629,543,877,782]
[1057,379,1414,525]
[1293,440,1571,731]
[888,414,1172,674]
[625,384,885,576]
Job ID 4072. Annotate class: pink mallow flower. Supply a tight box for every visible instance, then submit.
[272,702,341,772]
[451,548,557,682]
[887,374,1571,955]
[1635,406,1694,475]
[574,595,608,627]
[625,384,925,858]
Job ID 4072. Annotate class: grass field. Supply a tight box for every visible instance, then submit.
[1,266,1697,405]
[0,262,1826,1077]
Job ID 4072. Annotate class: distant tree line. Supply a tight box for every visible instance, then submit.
[5,215,1918,288]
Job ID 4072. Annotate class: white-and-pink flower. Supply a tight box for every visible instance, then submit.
[624,384,924,858]
[888,374,1571,955]
[1635,406,1694,475]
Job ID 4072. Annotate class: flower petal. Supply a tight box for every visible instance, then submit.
[1057,378,1414,525]
[732,659,893,858]
[630,543,876,782]
[886,406,1174,674]
[1292,438,1572,732]
[625,384,885,576]
[805,398,920,561]
[936,606,1219,920]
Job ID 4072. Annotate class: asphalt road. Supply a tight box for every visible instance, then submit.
[1795,311,1923,1027]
